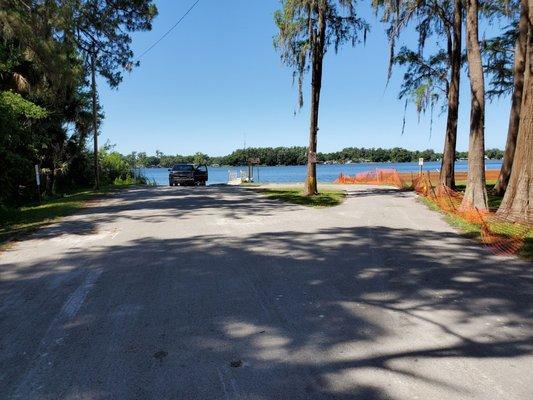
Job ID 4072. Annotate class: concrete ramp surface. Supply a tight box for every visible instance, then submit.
[1,186,531,399]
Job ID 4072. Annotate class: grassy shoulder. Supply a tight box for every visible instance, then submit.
[418,197,480,238]
[418,196,532,260]
[259,187,346,207]
[0,183,136,248]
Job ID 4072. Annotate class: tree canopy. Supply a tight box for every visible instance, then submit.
[0,0,157,203]
[274,0,368,107]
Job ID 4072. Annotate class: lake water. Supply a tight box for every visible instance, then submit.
[141,160,503,186]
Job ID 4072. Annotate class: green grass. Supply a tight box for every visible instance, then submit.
[259,187,346,208]
[418,197,481,238]
[418,196,533,260]
[454,182,502,209]
[0,184,135,248]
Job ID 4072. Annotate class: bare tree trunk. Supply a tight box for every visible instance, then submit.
[91,51,100,190]
[440,0,462,189]
[305,2,326,196]
[494,0,528,196]
[498,2,532,222]
[462,0,488,210]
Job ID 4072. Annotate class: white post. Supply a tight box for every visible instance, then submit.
[35,164,41,202]
[35,165,40,186]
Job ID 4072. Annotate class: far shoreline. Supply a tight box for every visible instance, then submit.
[140,160,504,169]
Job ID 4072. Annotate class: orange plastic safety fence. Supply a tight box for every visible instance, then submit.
[336,169,532,256]
[413,172,531,255]
[480,212,532,256]
[335,169,407,189]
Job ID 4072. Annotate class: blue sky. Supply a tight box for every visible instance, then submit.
[98,0,513,156]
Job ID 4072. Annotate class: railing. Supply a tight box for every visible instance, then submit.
[228,171,238,182]
[228,170,250,184]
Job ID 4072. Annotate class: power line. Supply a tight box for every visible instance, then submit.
[135,0,201,62]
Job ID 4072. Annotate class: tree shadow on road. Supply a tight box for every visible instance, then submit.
[1,221,532,399]
[15,186,305,240]
[3,185,421,243]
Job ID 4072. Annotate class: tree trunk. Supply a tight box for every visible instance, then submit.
[493,0,528,196]
[305,2,326,196]
[440,0,462,189]
[461,0,488,210]
[52,170,58,195]
[91,51,100,190]
[498,1,532,222]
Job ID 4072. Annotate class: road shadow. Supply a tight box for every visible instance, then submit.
[1,223,531,399]
[14,186,304,241]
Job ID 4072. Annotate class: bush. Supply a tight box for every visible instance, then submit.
[100,149,149,187]
[114,175,148,186]
[100,151,131,184]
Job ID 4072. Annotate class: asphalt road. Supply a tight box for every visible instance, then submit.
[1,185,531,400]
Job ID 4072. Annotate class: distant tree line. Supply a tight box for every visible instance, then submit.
[132,147,504,168]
